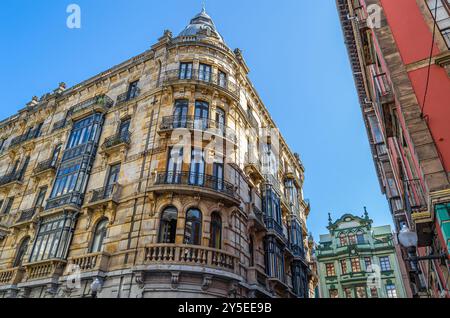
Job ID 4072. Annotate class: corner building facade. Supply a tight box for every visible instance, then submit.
[336,0,450,297]
[0,9,314,298]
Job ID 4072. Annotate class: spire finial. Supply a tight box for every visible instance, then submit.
[202,0,206,13]
[364,206,369,219]
[328,213,333,226]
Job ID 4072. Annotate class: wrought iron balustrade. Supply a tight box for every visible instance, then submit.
[16,208,38,224]
[404,179,428,213]
[159,69,239,97]
[89,184,121,204]
[51,119,67,133]
[45,192,84,210]
[68,95,114,116]
[154,171,236,198]
[159,115,237,143]
[0,171,22,187]
[33,158,58,175]
[116,88,141,105]
[9,127,42,148]
[102,132,131,150]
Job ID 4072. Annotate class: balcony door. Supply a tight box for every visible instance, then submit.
[189,148,205,186]
[105,164,120,197]
[51,144,62,166]
[166,147,183,184]
[173,100,188,129]
[213,162,224,191]
[179,62,193,80]
[199,63,212,82]
[215,107,225,135]
[119,119,130,138]
[194,101,209,130]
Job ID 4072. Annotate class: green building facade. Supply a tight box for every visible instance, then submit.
[316,211,407,298]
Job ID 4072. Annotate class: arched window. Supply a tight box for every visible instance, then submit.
[339,233,348,246]
[348,233,357,245]
[209,212,222,249]
[184,208,202,245]
[13,237,30,267]
[159,206,178,243]
[90,218,109,253]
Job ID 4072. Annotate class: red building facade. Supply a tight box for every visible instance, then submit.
[337,0,450,298]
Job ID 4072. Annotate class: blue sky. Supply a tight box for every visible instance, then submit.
[0,0,392,239]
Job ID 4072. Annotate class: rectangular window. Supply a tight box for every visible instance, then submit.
[386,284,398,298]
[326,263,336,277]
[66,114,102,150]
[356,286,367,298]
[329,289,339,298]
[341,260,348,274]
[51,144,62,166]
[3,198,14,215]
[379,256,392,271]
[166,147,183,184]
[0,138,4,152]
[105,164,121,197]
[264,238,285,282]
[198,63,212,82]
[0,200,3,212]
[50,163,81,198]
[218,70,227,87]
[119,119,131,138]
[351,258,361,273]
[127,81,139,100]
[426,0,450,48]
[179,62,193,80]
[370,287,379,298]
[344,288,353,298]
[35,187,48,208]
[189,148,205,186]
[364,257,372,270]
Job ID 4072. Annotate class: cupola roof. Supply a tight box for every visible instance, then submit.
[178,7,224,42]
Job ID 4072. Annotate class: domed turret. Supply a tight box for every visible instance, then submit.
[178,7,224,42]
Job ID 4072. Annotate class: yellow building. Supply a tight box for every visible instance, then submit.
[0,8,314,298]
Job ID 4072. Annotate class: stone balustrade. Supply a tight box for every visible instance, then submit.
[23,259,67,281]
[0,267,25,285]
[144,244,238,273]
[67,252,110,273]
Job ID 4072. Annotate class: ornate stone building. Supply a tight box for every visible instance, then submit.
[0,9,314,298]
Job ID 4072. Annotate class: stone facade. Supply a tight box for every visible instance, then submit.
[317,212,407,298]
[0,9,315,298]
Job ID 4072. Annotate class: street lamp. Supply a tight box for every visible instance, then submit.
[90,278,103,298]
[397,225,446,263]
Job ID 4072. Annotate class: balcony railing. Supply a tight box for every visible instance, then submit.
[0,267,25,286]
[159,116,237,144]
[9,127,42,148]
[264,217,285,241]
[404,179,428,213]
[51,119,67,133]
[0,171,23,187]
[102,132,131,150]
[67,252,110,273]
[88,183,121,204]
[144,244,237,273]
[62,141,96,162]
[23,259,67,281]
[160,69,239,98]
[16,208,38,224]
[33,158,58,175]
[154,171,237,198]
[68,95,114,117]
[45,191,84,211]
[116,88,141,106]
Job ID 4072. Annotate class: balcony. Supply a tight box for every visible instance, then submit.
[404,179,428,214]
[151,171,238,204]
[248,203,266,233]
[51,119,67,133]
[9,127,41,149]
[144,244,238,274]
[45,191,84,212]
[247,110,259,134]
[244,153,264,183]
[0,267,25,286]
[68,95,114,121]
[100,132,131,155]
[264,217,287,244]
[374,73,394,105]
[84,184,121,211]
[116,88,141,106]
[14,207,40,227]
[33,158,57,178]
[66,252,110,274]
[160,69,239,100]
[0,171,23,190]
[159,116,237,144]
[23,259,67,282]
[62,141,96,162]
